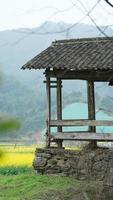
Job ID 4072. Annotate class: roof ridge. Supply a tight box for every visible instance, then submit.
[52,37,113,46]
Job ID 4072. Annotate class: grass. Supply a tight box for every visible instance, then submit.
[0,173,102,200]
[0,145,104,200]
[0,166,32,175]
[0,145,78,199]
[0,173,99,200]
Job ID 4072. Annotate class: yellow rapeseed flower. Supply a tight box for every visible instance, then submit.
[0,145,36,167]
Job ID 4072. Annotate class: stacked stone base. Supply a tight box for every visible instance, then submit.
[33,147,113,186]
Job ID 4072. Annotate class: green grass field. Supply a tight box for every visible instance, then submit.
[0,173,80,200]
[0,172,102,200]
[0,145,106,200]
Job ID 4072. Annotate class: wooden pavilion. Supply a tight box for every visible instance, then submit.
[22,37,113,148]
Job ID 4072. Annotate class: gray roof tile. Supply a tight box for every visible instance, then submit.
[22,37,113,71]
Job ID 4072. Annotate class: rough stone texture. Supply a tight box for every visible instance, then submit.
[33,147,113,186]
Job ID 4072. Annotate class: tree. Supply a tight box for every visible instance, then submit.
[0,73,20,159]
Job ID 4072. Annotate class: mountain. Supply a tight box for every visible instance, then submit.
[1,21,113,75]
[0,21,113,140]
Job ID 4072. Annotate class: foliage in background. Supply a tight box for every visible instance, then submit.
[0,75,46,138]
[0,118,20,133]
[0,166,32,175]
[0,117,21,159]
[0,74,21,160]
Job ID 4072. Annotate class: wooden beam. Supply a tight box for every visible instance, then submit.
[46,77,51,147]
[50,119,113,127]
[87,81,96,131]
[57,78,63,148]
[87,80,96,147]
[44,80,57,83]
[51,132,113,141]
[50,85,57,88]
[45,69,113,81]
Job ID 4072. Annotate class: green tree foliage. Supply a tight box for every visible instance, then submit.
[0,118,20,133]
[0,73,21,160]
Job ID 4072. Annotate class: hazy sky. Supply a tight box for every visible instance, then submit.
[0,0,113,30]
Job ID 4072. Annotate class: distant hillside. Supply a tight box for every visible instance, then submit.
[0,21,113,139]
[1,21,113,75]
[0,74,46,138]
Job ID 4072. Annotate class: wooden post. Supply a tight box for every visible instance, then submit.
[87,81,97,148]
[46,76,51,147]
[57,78,63,148]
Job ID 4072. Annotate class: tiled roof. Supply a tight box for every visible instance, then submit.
[22,37,113,71]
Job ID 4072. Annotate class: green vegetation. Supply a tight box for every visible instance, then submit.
[0,174,78,200]
[0,173,99,200]
[0,75,46,139]
[0,118,20,133]
[0,166,32,175]
[0,74,84,140]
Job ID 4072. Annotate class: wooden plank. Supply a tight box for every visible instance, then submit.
[51,132,113,141]
[50,119,113,126]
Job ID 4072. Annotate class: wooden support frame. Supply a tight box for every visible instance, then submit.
[87,81,96,131]
[44,69,113,147]
[46,76,51,147]
[56,78,63,148]
[87,80,96,147]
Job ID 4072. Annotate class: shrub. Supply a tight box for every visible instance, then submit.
[0,166,32,175]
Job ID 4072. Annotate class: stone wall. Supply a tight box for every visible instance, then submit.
[33,147,113,186]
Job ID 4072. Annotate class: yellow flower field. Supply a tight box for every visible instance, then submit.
[0,145,36,167]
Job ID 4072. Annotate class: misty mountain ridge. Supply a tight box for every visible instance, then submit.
[0,21,113,75]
